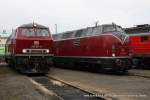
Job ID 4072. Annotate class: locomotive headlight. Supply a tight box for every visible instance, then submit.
[112,53,115,57]
[22,49,27,53]
[46,49,49,53]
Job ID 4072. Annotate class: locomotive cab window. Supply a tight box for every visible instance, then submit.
[21,28,34,36]
[36,29,49,36]
[20,28,49,37]
[92,26,102,35]
[103,25,116,33]
[141,36,148,42]
[114,26,127,41]
[103,25,127,41]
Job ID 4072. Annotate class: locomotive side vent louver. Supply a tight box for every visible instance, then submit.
[73,39,80,45]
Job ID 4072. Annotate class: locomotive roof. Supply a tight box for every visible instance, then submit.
[19,23,48,29]
[52,23,123,40]
[125,24,150,34]
[58,24,121,34]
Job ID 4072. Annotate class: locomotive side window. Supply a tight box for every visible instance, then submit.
[52,34,58,40]
[80,29,87,37]
[103,25,116,33]
[86,28,93,36]
[53,34,62,40]
[141,36,148,42]
[62,32,73,39]
[75,30,83,37]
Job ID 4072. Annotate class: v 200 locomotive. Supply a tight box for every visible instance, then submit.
[53,23,131,72]
[5,23,54,74]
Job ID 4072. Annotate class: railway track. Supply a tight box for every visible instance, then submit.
[30,75,105,100]
[128,72,150,79]
[29,68,150,100]
[57,67,150,80]
[3,62,150,100]
[125,68,150,79]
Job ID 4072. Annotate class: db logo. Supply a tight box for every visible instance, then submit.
[34,41,39,46]
[32,41,42,48]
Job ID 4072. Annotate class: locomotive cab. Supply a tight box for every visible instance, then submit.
[97,24,131,71]
[103,24,129,57]
[5,23,54,74]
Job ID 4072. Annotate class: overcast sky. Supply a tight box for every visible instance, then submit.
[0,0,150,34]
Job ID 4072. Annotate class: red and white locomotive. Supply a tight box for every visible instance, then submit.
[5,23,54,74]
[53,23,131,72]
[125,24,150,68]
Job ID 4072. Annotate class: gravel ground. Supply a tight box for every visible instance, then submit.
[0,64,60,100]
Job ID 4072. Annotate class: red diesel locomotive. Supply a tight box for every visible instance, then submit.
[5,23,54,74]
[125,24,150,68]
[53,23,131,72]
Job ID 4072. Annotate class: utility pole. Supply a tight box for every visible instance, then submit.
[55,24,57,34]
[95,21,99,27]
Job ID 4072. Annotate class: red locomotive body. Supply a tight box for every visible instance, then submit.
[53,24,131,72]
[5,23,54,73]
[125,24,150,68]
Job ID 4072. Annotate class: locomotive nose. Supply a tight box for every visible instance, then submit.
[111,43,129,57]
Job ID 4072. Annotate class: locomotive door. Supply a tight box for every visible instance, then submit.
[55,41,61,55]
[84,37,90,56]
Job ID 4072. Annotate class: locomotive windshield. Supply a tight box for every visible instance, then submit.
[103,25,127,42]
[21,28,49,36]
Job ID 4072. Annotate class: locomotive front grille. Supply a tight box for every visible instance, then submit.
[30,49,43,53]
[22,49,49,54]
